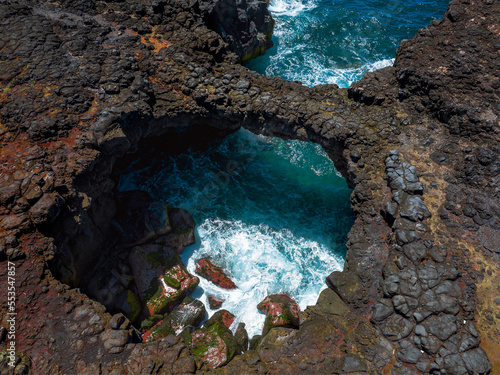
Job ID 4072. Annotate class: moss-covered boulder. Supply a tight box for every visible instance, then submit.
[249,334,262,350]
[205,309,235,329]
[129,243,199,317]
[142,318,175,342]
[184,317,240,369]
[257,294,300,335]
[142,294,206,341]
[140,314,164,331]
[195,258,237,289]
[117,288,142,324]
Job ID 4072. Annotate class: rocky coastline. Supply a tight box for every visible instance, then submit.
[0,0,499,373]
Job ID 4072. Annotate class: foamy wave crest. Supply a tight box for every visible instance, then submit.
[269,0,316,17]
[265,51,395,87]
[181,218,344,338]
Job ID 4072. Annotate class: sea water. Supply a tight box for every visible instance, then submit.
[246,0,449,87]
[119,129,353,337]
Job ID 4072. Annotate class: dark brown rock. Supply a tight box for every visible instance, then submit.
[0,0,497,372]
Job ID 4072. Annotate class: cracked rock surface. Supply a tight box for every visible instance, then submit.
[0,0,499,373]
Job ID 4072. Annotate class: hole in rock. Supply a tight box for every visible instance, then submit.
[91,125,355,339]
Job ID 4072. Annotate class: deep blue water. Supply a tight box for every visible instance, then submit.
[246,0,449,87]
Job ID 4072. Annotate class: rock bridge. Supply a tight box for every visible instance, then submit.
[0,0,498,373]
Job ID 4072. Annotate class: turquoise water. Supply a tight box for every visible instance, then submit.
[119,128,353,336]
[246,0,449,87]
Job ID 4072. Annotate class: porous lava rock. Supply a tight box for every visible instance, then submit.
[200,0,274,62]
[0,0,498,372]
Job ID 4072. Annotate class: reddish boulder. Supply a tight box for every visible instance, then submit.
[183,310,239,369]
[257,294,300,335]
[195,258,237,289]
[206,309,235,329]
[208,295,224,309]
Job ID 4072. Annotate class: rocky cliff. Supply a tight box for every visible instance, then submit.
[0,0,498,373]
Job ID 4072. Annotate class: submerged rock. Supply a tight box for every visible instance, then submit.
[195,258,237,289]
[257,294,300,335]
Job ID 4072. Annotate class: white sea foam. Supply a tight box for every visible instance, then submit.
[265,49,395,87]
[269,0,317,17]
[181,218,344,338]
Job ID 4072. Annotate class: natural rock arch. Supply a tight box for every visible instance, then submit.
[0,0,498,373]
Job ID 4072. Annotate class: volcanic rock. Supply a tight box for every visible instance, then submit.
[257,294,300,335]
[169,296,206,334]
[235,322,249,352]
[208,295,224,309]
[184,310,239,369]
[195,258,237,289]
[159,208,196,254]
[205,309,235,329]
[114,190,171,246]
[129,244,199,316]
[0,0,498,372]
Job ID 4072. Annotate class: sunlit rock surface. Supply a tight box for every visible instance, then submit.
[0,0,498,373]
